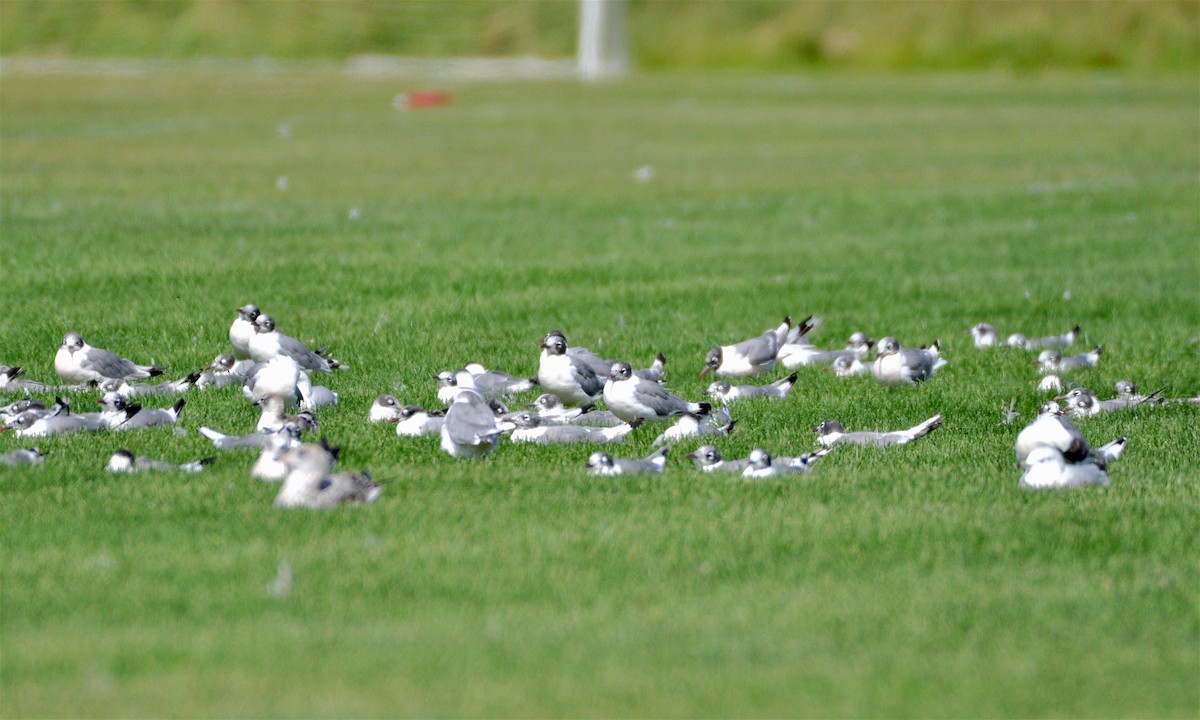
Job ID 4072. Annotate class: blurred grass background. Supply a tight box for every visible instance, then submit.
[1,0,1197,72]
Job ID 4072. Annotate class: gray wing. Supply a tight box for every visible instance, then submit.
[632,380,689,416]
[568,347,613,378]
[277,334,331,372]
[713,459,751,473]
[733,331,779,367]
[314,472,380,507]
[135,456,183,471]
[445,394,502,444]
[902,350,934,379]
[735,384,772,398]
[839,431,888,447]
[81,347,140,379]
[537,425,600,444]
[219,434,273,450]
[568,357,604,397]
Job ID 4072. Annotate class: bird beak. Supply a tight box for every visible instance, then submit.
[698,367,709,378]
[1052,394,1068,401]
[683,451,696,459]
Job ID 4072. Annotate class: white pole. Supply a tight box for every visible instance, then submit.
[578,0,627,81]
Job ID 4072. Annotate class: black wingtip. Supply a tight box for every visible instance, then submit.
[185,370,202,384]
[656,353,667,364]
[319,436,341,461]
[696,402,712,416]
[784,372,799,384]
[148,367,164,378]
[628,418,646,429]
[172,398,186,415]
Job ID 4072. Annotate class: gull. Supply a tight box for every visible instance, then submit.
[684,445,750,473]
[368,394,404,423]
[1,447,44,465]
[506,412,643,445]
[434,370,463,405]
[872,337,943,386]
[705,373,797,404]
[1055,387,1161,416]
[1014,401,1126,468]
[830,355,870,377]
[394,405,446,437]
[652,412,735,447]
[6,403,139,437]
[256,395,317,434]
[251,432,302,481]
[525,393,622,427]
[248,314,342,372]
[813,415,942,448]
[634,353,668,382]
[1035,346,1102,373]
[274,441,381,509]
[98,371,201,398]
[195,353,250,389]
[537,331,605,407]
[19,395,116,431]
[198,422,304,451]
[1038,374,1063,392]
[779,325,874,369]
[242,355,313,408]
[229,304,261,359]
[1008,325,1080,350]
[440,371,511,458]
[542,330,665,380]
[434,366,530,404]
[1114,380,1197,406]
[586,446,670,476]
[742,449,817,479]
[1019,447,1109,489]
[106,449,213,474]
[966,323,1000,348]
[462,362,538,399]
[55,332,163,383]
[1,399,46,425]
[604,361,710,423]
[98,393,185,430]
[0,366,87,394]
[701,315,806,378]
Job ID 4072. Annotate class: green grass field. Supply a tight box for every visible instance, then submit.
[1,66,1198,717]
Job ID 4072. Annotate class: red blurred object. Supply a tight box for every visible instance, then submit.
[396,91,452,109]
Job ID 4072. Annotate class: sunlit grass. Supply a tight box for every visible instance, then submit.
[1,68,1197,717]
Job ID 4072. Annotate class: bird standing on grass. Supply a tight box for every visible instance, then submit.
[701,316,803,378]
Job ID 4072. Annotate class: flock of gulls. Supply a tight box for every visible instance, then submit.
[1,306,1194,508]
